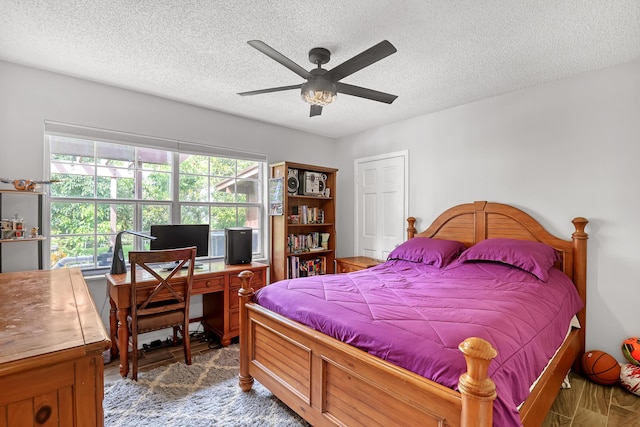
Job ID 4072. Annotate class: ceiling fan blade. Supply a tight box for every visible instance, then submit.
[238,84,302,96]
[325,40,397,82]
[336,82,397,104]
[310,105,323,117]
[247,40,312,80]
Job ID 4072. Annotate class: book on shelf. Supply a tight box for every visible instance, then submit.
[291,205,324,224]
[319,256,327,275]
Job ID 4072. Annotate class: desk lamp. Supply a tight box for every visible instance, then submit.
[110,230,157,274]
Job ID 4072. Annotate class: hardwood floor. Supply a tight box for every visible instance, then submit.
[104,339,640,426]
[543,372,640,427]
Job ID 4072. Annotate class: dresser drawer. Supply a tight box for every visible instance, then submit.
[336,263,361,273]
[335,257,383,273]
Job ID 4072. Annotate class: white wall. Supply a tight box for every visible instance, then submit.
[335,59,640,363]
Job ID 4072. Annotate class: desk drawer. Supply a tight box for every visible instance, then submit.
[229,269,265,288]
[192,276,224,294]
[229,270,265,309]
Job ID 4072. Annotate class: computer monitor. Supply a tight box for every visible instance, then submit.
[149,224,210,258]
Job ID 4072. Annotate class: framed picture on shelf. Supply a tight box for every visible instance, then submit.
[269,178,284,216]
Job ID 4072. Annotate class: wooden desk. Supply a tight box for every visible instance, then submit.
[0,268,111,427]
[106,261,268,377]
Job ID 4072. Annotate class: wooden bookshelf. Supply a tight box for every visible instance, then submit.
[270,161,337,283]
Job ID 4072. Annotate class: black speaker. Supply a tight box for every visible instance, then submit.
[225,227,252,265]
[287,168,299,194]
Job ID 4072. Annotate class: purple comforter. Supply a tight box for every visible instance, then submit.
[254,259,584,426]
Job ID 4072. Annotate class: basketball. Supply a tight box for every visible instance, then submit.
[581,350,621,385]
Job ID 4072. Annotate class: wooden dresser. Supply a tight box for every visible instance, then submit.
[0,268,111,427]
[335,256,384,273]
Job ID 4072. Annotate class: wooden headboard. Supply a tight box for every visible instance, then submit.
[407,201,588,345]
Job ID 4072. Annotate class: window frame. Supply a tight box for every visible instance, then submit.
[44,121,268,276]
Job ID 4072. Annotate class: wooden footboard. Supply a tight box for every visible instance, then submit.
[518,327,582,426]
[238,271,497,427]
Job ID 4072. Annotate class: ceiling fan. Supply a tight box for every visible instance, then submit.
[238,40,398,117]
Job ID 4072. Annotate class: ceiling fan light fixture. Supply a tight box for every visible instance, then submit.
[301,80,336,106]
[241,40,397,116]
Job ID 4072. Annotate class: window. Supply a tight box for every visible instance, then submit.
[45,123,266,273]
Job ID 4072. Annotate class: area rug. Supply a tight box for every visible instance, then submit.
[104,344,310,427]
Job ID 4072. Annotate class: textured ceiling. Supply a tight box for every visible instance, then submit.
[1,1,639,139]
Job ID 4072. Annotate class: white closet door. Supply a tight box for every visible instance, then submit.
[355,151,408,260]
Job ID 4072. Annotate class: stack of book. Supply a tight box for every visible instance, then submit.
[288,232,327,253]
[292,206,325,224]
[288,255,327,278]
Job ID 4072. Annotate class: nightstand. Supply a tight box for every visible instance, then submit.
[335,256,384,273]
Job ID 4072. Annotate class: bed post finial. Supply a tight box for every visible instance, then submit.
[238,270,255,392]
[571,217,588,237]
[407,217,417,239]
[458,337,497,427]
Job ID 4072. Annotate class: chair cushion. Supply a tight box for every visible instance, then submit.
[133,310,185,333]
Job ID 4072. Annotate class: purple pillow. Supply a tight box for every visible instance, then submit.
[387,237,466,268]
[458,238,559,281]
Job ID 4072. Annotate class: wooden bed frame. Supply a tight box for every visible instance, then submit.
[238,201,588,427]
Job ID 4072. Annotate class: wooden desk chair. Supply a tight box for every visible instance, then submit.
[128,247,196,380]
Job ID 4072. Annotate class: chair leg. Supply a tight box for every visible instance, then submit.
[131,329,138,381]
[173,326,179,345]
[183,322,192,366]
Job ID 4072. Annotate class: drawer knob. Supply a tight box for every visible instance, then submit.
[35,405,52,424]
